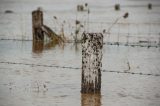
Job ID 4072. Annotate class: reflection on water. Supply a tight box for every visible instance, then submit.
[44,40,60,50]
[32,40,61,53]
[32,40,44,53]
[81,93,101,106]
[74,42,81,52]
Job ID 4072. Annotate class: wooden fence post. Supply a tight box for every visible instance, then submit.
[81,33,103,93]
[32,8,44,41]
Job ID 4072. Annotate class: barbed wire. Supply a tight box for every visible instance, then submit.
[0,61,160,77]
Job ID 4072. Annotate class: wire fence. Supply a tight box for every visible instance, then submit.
[0,61,160,77]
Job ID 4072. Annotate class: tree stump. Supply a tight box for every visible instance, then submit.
[81,33,103,93]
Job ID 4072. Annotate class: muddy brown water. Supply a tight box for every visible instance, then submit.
[0,40,160,106]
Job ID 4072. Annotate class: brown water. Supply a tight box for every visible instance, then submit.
[0,40,160,106]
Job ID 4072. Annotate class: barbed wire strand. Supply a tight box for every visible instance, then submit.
[0,61,160,77]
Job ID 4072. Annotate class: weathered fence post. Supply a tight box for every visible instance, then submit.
[32,8,44,41]
[81,33,103,93]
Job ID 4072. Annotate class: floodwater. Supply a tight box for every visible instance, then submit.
[0,0,160,106]
[0,40,160,106]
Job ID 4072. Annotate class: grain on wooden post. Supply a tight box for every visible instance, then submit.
[32,8,44,41]
[81,33,103,93]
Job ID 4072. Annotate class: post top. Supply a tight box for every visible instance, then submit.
[32,7,43,14]
[82,32,103,40]
[82,32,103,35]
[82,32,103,39]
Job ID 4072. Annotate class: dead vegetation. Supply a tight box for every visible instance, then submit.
[77,3,88,12]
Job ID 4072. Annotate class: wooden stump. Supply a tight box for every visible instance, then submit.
[32,8,44,41]
[81,33,103,93]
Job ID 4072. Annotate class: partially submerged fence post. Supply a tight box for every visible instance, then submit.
[32,8,44,41]
[81,33,103,93]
